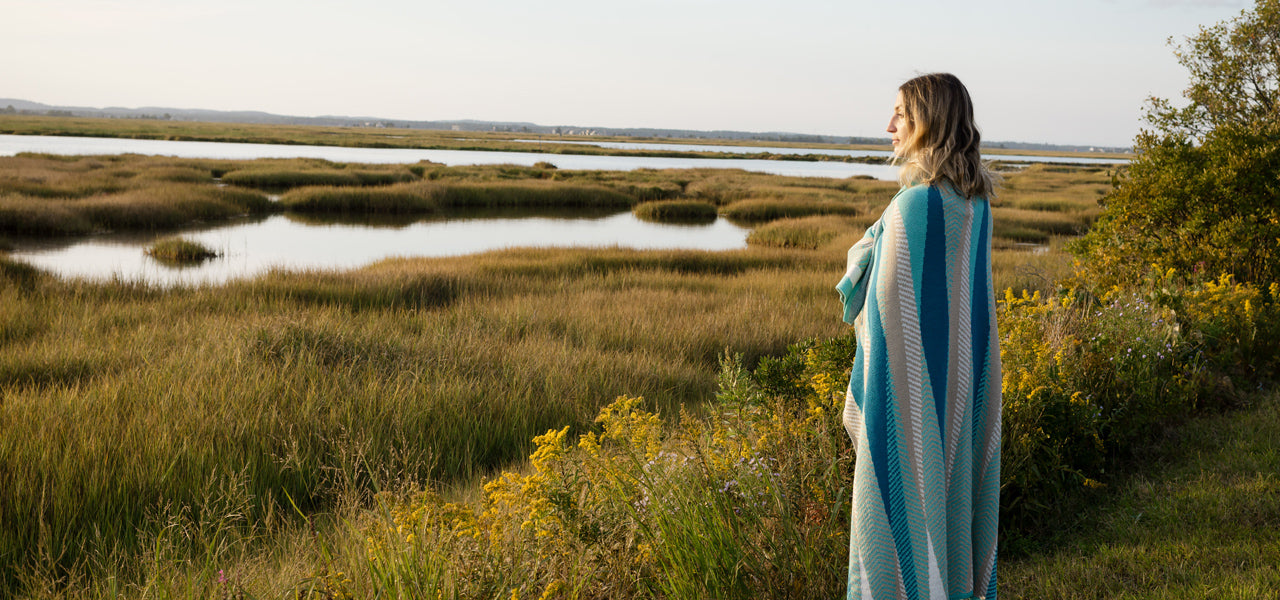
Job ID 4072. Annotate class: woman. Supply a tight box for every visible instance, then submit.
[836,73,1001,600]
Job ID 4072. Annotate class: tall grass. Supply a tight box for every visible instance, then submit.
[0,245,845,592]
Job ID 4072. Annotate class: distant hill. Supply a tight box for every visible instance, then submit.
[0,98,1130,154]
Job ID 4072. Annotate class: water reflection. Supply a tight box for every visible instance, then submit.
[9,208,751,286]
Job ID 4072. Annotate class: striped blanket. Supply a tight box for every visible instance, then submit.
[836,182,1002,600]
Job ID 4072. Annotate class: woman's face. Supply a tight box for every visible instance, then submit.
[887,91,913,156]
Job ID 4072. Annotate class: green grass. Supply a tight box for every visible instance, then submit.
[1001,389,1280,599]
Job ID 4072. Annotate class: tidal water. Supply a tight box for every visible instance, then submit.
[0,134,904,179]
[8,209,750,286]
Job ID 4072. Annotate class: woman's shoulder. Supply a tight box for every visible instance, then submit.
[893,180,987,208]
[889,183,940,214]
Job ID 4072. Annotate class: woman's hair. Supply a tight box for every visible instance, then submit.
[894,73,996,199]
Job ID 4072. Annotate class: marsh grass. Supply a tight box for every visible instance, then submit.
[0,155,273,235]
[278,182,438,214]
[746,215,853,250]
[632,200,718,223]
[0,155,1124,597]
[0,244,847,592]
[434,181,638,208]
[721,199,861,222]
[220,167,417,190]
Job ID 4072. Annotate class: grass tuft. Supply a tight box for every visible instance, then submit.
[632,200,718,223]
[145,238,221,264]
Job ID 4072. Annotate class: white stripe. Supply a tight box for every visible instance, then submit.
[889,211,927,502]
[945,199,975,492]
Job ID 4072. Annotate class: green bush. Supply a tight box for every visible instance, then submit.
[1073,123,1280,287]
[997,271,1280,536]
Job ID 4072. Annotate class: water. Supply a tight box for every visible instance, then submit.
[516,138,898,159]
[514,138,1131,165]
[8,209,751,286]
[0,134,901,179]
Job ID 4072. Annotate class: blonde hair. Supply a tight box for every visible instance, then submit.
[894,73,996,199]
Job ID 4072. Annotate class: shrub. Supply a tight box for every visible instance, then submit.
[1073,123,1280,287]
[358,339,858,599]
[1156,271,1280,384]
[997,268,1280,536]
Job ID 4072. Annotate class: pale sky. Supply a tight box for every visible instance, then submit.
[0,0,1252,147]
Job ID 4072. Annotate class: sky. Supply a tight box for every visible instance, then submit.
[0,0,1254,147]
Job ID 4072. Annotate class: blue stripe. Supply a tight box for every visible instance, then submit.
[986,557,998,599]
[971,202,992,431]
[864,289,891,519]
[921,187,950,443]
[883,385,918,600]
